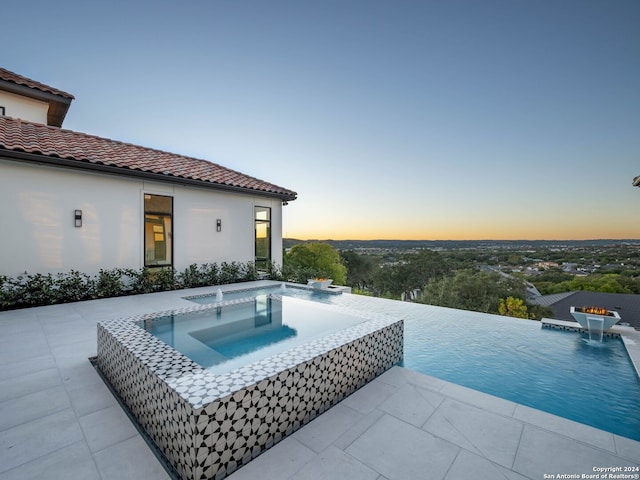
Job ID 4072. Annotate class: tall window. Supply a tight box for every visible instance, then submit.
[144,194,173,267]
[255,206,271,270]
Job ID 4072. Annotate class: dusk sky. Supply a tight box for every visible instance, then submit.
[5,1,639,240]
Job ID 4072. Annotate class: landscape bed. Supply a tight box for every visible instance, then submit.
[96,296,403,479]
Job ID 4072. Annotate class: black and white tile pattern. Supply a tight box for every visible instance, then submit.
[541,321,619,338]
[97,296,403,480]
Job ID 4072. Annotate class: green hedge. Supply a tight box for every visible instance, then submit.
[0,261,284,311]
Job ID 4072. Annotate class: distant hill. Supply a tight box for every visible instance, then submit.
[283,238,640,251]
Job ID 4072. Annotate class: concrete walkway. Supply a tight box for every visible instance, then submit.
[1,284,638,479]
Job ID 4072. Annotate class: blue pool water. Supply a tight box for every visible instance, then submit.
[188,286,640,441]
[344,294,640,441]
[186,285,338,305]
[401,310,640,441]
[138,295,367,375]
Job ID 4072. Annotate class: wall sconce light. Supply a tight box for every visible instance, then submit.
[74,210,82,227]
[216,219,222,232]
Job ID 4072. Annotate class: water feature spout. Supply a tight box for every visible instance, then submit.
[280,282,287,292]
[216,288,223,302]
[587,317,604,342]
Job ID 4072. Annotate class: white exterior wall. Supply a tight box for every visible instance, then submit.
[0,158,284,277]
[0,91,48,125]
[172,184,283,269]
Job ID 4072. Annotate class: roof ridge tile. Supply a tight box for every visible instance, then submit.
[0,67,75,99]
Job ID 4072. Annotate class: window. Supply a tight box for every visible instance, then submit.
[144,194,173,267]
[0,106,5,116]
[254,206,271,270]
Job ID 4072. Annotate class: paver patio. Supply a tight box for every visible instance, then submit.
[1,282,638,479]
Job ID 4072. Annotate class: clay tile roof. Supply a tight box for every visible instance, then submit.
[0,68,75,99]
[0,116,297,200]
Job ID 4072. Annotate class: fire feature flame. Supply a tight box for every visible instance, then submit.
[579,306,609,315]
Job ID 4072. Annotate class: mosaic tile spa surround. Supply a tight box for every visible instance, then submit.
[97,297,403,480]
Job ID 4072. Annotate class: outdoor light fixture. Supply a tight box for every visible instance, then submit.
[216,219,222,232]
[74,210,82,227]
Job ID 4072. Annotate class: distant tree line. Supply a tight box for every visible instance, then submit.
[7,239,636,320]
[296,243,552,320]
[532,267,640,295]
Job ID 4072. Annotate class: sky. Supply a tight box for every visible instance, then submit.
[4,0,640,241]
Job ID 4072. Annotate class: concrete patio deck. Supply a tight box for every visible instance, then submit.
[1,283,638,480]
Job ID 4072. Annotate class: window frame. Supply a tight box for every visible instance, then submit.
[254,206,271,271]
[144,194,174,269]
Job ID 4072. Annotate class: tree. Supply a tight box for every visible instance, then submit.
[340,250,376,290]
[283,242,347,284]
[507,255,522,265]
[566,274,631,294]
[536,273,633,295]
[499,296,529,319]
[370,249,447,299]
[421,270,528,316]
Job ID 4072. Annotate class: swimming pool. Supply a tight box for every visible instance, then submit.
[196,286,640,441]
[339,294,640,441]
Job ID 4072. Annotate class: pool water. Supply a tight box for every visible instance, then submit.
[203,287,640,441]
[137,295,368,375]
[186,285,337,305]
[401,310,640,440]
[336,295,640,441]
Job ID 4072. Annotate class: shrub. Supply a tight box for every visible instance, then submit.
[265,261,284,281]
[200,263,220,286]
[219,262,241,284]
[55,270,94,302]
[153,267,177,291]
[178,264,204,289]
[21,273,57,306]
[0,275,23,309]
[352,288,373,296]
[0,260,280,311]
[240,261,259,282]
[95,268,125,298]
[129,267,155,294]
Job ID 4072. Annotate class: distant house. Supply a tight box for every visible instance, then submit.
[0,68,297,277]
[536,261,559,269]
[532,291,640,329]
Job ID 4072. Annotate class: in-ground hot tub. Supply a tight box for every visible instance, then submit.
[97,295,403,479]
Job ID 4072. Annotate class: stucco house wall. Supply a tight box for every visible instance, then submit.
[172,183,284,270]
[0,90,48,124]
[0,158,284,277]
